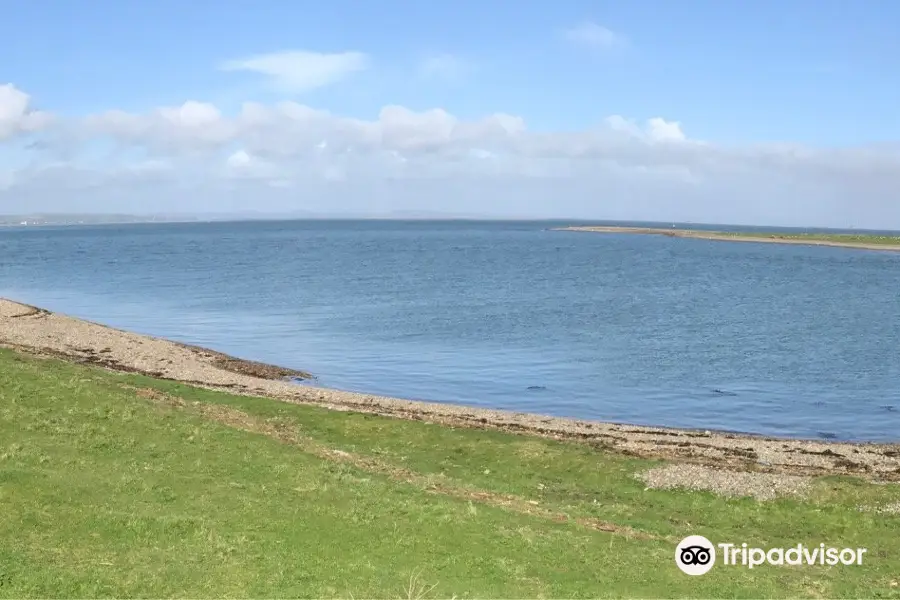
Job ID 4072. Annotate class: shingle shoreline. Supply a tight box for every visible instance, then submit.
[2,297,898,481]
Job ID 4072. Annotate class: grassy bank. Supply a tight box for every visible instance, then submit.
[1,348,899,598]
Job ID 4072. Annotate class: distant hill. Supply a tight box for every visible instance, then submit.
[0,210,506,226]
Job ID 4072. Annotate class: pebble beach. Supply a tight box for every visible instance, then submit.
[3,296,899,486]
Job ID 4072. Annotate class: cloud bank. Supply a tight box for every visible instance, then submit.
[1,81,899,227]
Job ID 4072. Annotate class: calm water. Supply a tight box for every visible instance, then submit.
[2,220,899,441]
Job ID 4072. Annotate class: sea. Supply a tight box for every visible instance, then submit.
[1,219,898,442]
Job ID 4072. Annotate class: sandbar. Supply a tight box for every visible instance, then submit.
[555,226,900,251]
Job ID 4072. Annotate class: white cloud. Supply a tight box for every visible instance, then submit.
[226,149,253,168]
[563,22,626,50]
[646,117,686,142]
[224,149,284,183]
[605,116,686,143]
[219,50,368,94]
[0,84,53,139]
[2,82,899,227]
[79,101,236,155]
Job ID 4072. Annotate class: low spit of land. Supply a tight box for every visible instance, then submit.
[556,225,900,251]
[2,297,900,597]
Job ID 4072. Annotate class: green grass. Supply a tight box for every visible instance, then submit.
[708,232,900,246]
[1,348,899,598]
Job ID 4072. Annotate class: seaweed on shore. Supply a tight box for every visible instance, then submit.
[173,341,314,381]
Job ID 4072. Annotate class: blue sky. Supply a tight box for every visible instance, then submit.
[4,0,897,143]
[1,0,899,225]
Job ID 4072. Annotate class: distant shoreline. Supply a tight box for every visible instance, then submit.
[555,226,900,252]
[2,296,899,480]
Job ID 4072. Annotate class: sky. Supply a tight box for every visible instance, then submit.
[1,0,898,226]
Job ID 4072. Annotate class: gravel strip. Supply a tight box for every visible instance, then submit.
[3,297,899,481]
[637,464,811,500]
[857,502,900,515]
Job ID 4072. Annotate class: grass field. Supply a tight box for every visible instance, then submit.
[1,347,899,598]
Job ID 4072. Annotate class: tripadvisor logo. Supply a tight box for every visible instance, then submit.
[675,536,867,575]
[676,535,716,575]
